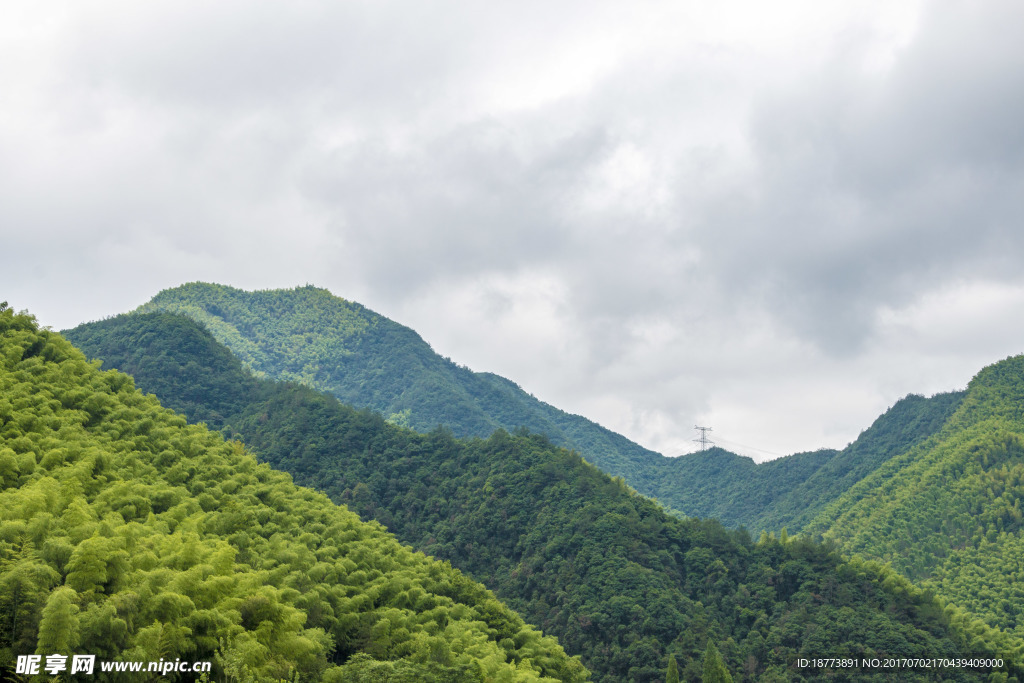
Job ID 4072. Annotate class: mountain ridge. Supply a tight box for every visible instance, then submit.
[651,390,966,532]
[62,309,1024,681]
[803,355,1024,638]
[136,282,667,484]
[0,304,586,682]
[134,282,972,535]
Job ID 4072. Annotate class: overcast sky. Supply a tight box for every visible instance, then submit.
[4,0,1024,461]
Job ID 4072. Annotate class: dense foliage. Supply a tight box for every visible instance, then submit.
[804,356,1024,640]
[752,392,964,532]
[134,283,973,536]
[643,448,837,529]
[64,311,1022,681]
[1,307,586,682]
[137,283,666,487]
[645,392,965,532]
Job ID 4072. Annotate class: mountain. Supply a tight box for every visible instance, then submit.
[63,309,1023,681]
[804,355,1024,640]
[0,304,586,682]
[134,283,973,537]
[645,391,965,532]
[118,283,1024,652]
[629,354,1024,645]
[752,390,965,532]
[644,447,838,528]
[135,282,665,487]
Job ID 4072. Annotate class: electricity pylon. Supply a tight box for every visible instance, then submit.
[694,425,714,451]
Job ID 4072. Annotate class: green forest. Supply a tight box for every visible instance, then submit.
[129,283,1024,654]
[645,390,966,532]
[804,356,1024,639]
[0,305,586,682]
[131,283,976,540]
[137,283,667,486]
[63,310,1023,681]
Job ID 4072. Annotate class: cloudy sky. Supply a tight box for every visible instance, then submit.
[4,0,1024,460]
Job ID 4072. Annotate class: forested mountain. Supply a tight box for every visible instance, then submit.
[64,311,1023,681]
[0,305,587,682]
[632,354,1024,646]
[803,355,1024,641]
[134,283,973,539]
[643,447,837,529]
[753,391,965,532]
[645,391,965,532]
[136,283,665,486]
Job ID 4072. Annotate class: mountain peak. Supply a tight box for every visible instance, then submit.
[136,282,666,481]
[951,353,1024,427]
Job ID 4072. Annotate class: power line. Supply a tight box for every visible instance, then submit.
[712,436,787,458]
[667,431,788,459]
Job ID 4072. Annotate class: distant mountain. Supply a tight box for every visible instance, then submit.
[136,282,665,487]
[644,447,838,528]
[133,284,971,534]
[753,391,965,532]
[92,282,1024,656]
[64,310,1023,681]
[805,355,1024,640]
[0,305,586,682]
[646,391,964,531]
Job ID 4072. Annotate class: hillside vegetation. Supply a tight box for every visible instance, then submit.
[137,283,665,487]
[645,447,837,529]
[64,311,1023,681]
[648,391,965,532]
[0,305,586,682]
[805,355,1024,640]
[135,283,973,538]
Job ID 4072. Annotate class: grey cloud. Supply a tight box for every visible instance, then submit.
[62,2,461,113]
[296,120,612,298]
[6,0,1024,456]
[685,0,1024,354]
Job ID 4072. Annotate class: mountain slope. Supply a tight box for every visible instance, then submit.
[804,355,1024,639]
[64,310,1023,681]
[752,391,965,532]
[650,391,966,532]
[134,283,970,534]
[645,447,837,528]
[136,282,665,486]
[0,305,586,682]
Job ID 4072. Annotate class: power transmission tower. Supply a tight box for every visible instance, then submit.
[694,425,714,451]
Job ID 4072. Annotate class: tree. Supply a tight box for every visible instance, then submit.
[701,640,733,683]
[36,587,80,654]
[0,553,60,647]
[665,654,679,683]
